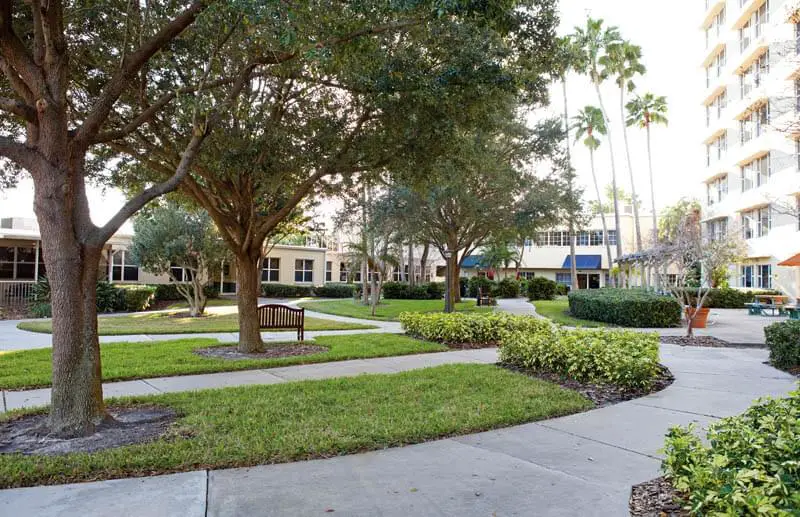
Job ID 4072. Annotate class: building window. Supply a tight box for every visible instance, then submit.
[519,271,535,280]
[577,231,590,246]
[325,261,332,282]
[741,206,772,239]
[555,272,571,286]
[741,153,770,191]
[796,22,800,55]
[0,246,40,280]
[110,249,139,282]
[706,217,728,242]
[706,132,727,166]
[294,259,314,283]
[262,257,280,282]
[739,103,768,145]
[589,231,603,246]
[757,264,772,289]
[706,175,728,205]
[741,265,754,288]
[606,230,617,246]
[169,263,194,282]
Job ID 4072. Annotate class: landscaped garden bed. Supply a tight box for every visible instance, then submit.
[631,390,800,516]
[16,311,375,335]
[0,364,593,488]
[568,288,681,328]
[659,335,736,348]
[298,298,489,321]
[0,334,447,390]
[399,311,553,347]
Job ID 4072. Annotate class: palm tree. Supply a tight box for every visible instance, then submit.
[572,17,623,286]
[625,93,668,248]
[601,40,646,253]
[554,35,586,290]
[572,106,614,282]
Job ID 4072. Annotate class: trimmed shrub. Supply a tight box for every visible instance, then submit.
[426,282,445,300]
[765,320,800,370]
[152,283,218,301]
[29,301,52,318]
[568,289,681,328]
[117,285,156,312]
[500,327,661,389]
[314,283,356,298]
[496,278,520,298]
[260,283,313,298]
[96,281,126,313]
[662,391,800,516]
[555,283,569,296]
[528,277,556,301]
[468,276,496,297]
[399,312,552,346]
[382,282,444,300]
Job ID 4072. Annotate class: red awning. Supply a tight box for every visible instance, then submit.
[778,253,800,266]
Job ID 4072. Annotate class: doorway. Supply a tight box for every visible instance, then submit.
[577,273,601,289]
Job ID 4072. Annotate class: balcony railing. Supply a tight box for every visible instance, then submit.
[0,281,35,308]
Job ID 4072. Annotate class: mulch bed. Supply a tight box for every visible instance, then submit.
[659,335,753,348]
[0,405,177,456]
[629,476,688,516]
[501,364,674,408]
[194,344,328,360]
[0,306,33,320]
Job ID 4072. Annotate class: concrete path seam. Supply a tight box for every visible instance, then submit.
[203,470,210,517]
[532,422,666,461]
[627,401,728,420]
[139,379,163,393]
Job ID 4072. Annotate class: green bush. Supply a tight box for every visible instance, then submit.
[500,327,661,389]
[671,288,781,309]
[117,285,156,312]
[152,283,218,301]
[95,281,126,313]
[313,283,356,298]
[555,283,569,296]
[663,390,800,516]
[568,289,681,328]
[468,276,496,298]
[260,283,313,298]
[765,320,800,370]
[496,278,520,298]
[29,301,52,318]
[382,282,444,300]
[399,312,552,346]
[528,277,557,301]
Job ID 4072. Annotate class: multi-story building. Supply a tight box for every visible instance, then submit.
[700,0,800,297]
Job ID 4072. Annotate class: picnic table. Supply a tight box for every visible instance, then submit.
[746,295,790,317]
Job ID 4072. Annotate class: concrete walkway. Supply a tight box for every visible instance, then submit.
[1,343,796,516]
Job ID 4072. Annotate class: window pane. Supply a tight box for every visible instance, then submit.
[0,263,13,279]
[124,266,139,282]
[0,247,14,261]
[16,263,35,280]
[16,247,35,263]
[294,271,303,282]
[112,266,122,281]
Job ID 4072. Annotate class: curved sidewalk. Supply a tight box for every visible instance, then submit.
[1,343,796,516]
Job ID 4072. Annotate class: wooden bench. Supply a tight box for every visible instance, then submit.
[476,287,495,307]
[257,304,305,341]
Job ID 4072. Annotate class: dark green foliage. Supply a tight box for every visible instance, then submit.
[313,284,357,298]
[555,283,569,296]
[468,276,497,297]
[662,391,800,515]
[31,277,156,314]
[260,283,314,298]
[496,278,520,298]
[382,282,444,300]
[568,289,681,328]
[29,302,52,318]
[152,284,218,301]
[459,277,469,297]
[96,282,127,313]
[528,277,556,301]
[117,286,157,312]
[765,320,800,370]
[672,288,781,309]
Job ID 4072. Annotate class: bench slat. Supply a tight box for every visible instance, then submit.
[257,304,305,341]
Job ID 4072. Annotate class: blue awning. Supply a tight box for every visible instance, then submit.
[561,254,602,270]
[461,255,483,268]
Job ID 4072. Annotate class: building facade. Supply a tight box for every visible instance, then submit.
[700,0,800,298]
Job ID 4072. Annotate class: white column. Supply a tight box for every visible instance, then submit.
[34,240,40,280]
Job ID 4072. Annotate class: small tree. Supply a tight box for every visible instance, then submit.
[131,204,227,317]
[654,206,745,336]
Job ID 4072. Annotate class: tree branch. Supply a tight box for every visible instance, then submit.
[0,135,47,171]
[0,96,36,122]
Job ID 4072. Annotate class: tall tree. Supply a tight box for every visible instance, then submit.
[572,17,623,284]
[131,203,228,317]
[601,40,646,251]
[0,0,249,437]
[626,93,669,247]
[572,106,614,281]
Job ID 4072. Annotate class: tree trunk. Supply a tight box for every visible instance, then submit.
[594,84,623,277]
[646,124,661,290]
[589,149,614,288]
[236,253,264,353]
[562,79,579,291]
[408,242,415,287]
[620,87,643,252]
[420,244,430,282]
[447,253,461,307]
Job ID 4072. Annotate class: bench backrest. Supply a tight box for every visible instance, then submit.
[257,304,305,329]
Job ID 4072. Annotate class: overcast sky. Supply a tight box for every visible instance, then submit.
[0,0,702,229]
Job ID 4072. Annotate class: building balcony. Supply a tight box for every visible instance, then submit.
[733,34,768,74]
[731,0,766,30]
[703,0,726,29]
[701,41,727,68]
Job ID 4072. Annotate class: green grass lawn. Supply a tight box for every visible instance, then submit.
[532,298,608,328]
[16,312,375,335]
[298,299,491,321]
[0,364,591,488]
[0,334,448,390]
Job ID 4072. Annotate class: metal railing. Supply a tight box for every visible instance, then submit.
[0,281,35,308]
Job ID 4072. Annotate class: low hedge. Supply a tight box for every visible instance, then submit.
[528,277,557,301]
[382,281,444,300]
[500,327,661,390]
[568,289,681,328]
[152,283,218,301]
[260,283,314,298]
[399,312,552,346]
[117,285,156,312]
[765,320,800,371]
[672,287,782,309]
[313,283,356,298]
[496,278,520,298]
[663,390,800,515]
[467,276,496,298]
